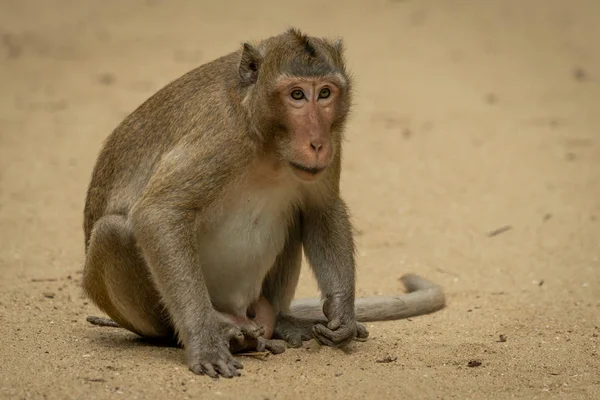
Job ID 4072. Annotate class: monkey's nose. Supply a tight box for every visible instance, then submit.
[310,141,323,153]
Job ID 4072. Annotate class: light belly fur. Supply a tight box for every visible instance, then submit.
[196,178,299,316]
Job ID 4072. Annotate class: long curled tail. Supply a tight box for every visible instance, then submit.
[289,274,446,322]
[87,274,445,329]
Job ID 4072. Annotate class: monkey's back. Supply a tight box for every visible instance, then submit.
[83,52,243,248]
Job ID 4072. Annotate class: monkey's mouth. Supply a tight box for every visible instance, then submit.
[289,161,326,177]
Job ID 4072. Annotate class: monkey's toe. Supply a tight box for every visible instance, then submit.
[256,337,287,354]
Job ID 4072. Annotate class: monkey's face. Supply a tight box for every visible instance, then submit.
[275,76,345,182]
[239,29,351,183]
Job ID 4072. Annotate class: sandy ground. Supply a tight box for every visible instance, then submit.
[1,0,599,399]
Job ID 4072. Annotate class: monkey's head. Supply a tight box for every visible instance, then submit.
[238,28,352,183]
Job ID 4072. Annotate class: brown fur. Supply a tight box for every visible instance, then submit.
[82,28,445,379]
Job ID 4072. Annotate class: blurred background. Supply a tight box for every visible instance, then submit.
[1,1,598,399]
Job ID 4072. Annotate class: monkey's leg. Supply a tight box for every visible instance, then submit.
[83,215,173,338]
[261,227,325,348]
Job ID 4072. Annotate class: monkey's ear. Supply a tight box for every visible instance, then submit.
[327,38,346,67]
[332,38,345,55]
[239,43,262,85]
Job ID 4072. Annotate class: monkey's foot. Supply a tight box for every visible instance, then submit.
[273,314,321,348]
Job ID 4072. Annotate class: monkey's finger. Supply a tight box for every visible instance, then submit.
[189,364,204,375]
[229,358,244,370]
[311,326,342,347]
[201,363,219,379]
[189,362,218,378]
[313,323,342,340]
[316,334,354,349]
[226,327,246,344]
[312,324,335,344]
[327,318,341,331]
[313,324,354,347]
[313,335,337,348]
[256,337,266,352]
[215,361,238,378]
[356,323,369,339]
[228,362,242,376]
[240,324,265,339]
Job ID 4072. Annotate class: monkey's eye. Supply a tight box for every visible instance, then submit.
[318,88,331,99]
[291,89,305,100]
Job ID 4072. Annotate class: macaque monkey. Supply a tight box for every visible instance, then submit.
[82,28,445,379]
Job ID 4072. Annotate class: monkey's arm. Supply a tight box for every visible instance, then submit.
[301,197,368,347]
[289,274,446,322]
[130,144,244,378]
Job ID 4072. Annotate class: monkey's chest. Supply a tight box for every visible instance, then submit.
[196,189,297,315]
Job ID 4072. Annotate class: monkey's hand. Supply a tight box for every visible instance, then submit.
[313,295,369,348]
